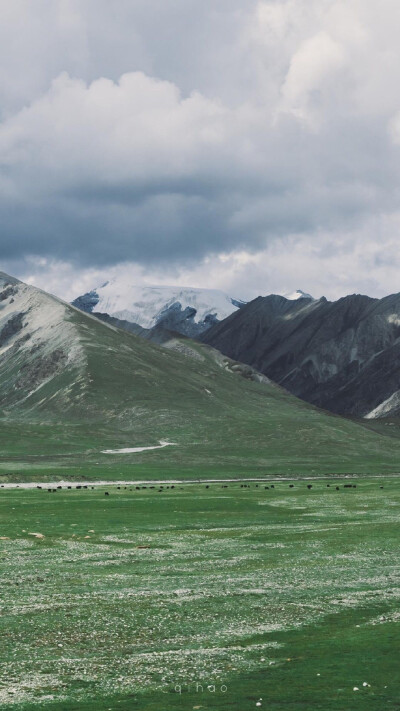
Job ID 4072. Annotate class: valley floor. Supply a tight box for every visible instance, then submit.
[0,477,399,710]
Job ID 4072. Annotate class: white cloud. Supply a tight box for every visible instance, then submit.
[14,210,400,304]
[0,71,227,180]
[1,0,400,299]
[281,31,346,122]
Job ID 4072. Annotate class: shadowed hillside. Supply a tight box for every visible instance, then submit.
[202,292,400,418]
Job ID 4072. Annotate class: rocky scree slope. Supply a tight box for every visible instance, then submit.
[0,272,86,415]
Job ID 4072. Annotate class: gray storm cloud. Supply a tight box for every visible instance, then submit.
[1,0,400,296]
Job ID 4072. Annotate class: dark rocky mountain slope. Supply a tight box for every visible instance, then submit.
[202,292,400,418]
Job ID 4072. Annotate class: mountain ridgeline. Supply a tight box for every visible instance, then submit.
[202,292,400,419]
[2,270,400,477]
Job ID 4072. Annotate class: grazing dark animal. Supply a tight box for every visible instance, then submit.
[104,491,109,496]
[265,486,269,489]
[47,488,51,492]
[352,485,356,489]
[380,486,384,489]
[83,485,88,489]
[67,486,72,489]
[289,484,294,488]
[307,484,312,489]
[57,486,62,489]
[336,486,340,490]
[206,485,209,489]
[327,484,330,487]
[270,485,275,489]
[76,485,82,490]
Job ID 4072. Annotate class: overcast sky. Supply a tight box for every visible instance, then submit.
[1,0,400,301]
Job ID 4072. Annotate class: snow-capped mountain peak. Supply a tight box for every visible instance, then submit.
[282,289,314,301]
[72,280,246,337]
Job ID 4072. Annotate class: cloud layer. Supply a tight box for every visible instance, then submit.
[1,1,400,298]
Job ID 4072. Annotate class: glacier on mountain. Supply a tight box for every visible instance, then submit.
[73,280,246,332]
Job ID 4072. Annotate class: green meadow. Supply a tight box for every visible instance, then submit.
[0,477,399,710]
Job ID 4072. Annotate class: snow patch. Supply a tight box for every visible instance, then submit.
[387,314,400,326]
[102,440,176,454]
[78,280,244,328]
[282,289,314,301]
[365,390,400,418]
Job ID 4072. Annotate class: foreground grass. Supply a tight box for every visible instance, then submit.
[0,478,399,710]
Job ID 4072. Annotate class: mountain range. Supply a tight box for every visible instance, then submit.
[73,279,400,420]
[1,270,399,479]
[72,281,313,339]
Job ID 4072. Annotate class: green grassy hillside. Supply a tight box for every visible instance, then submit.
[0,273,399,480]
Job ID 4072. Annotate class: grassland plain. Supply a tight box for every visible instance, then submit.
[0,477,399,710]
